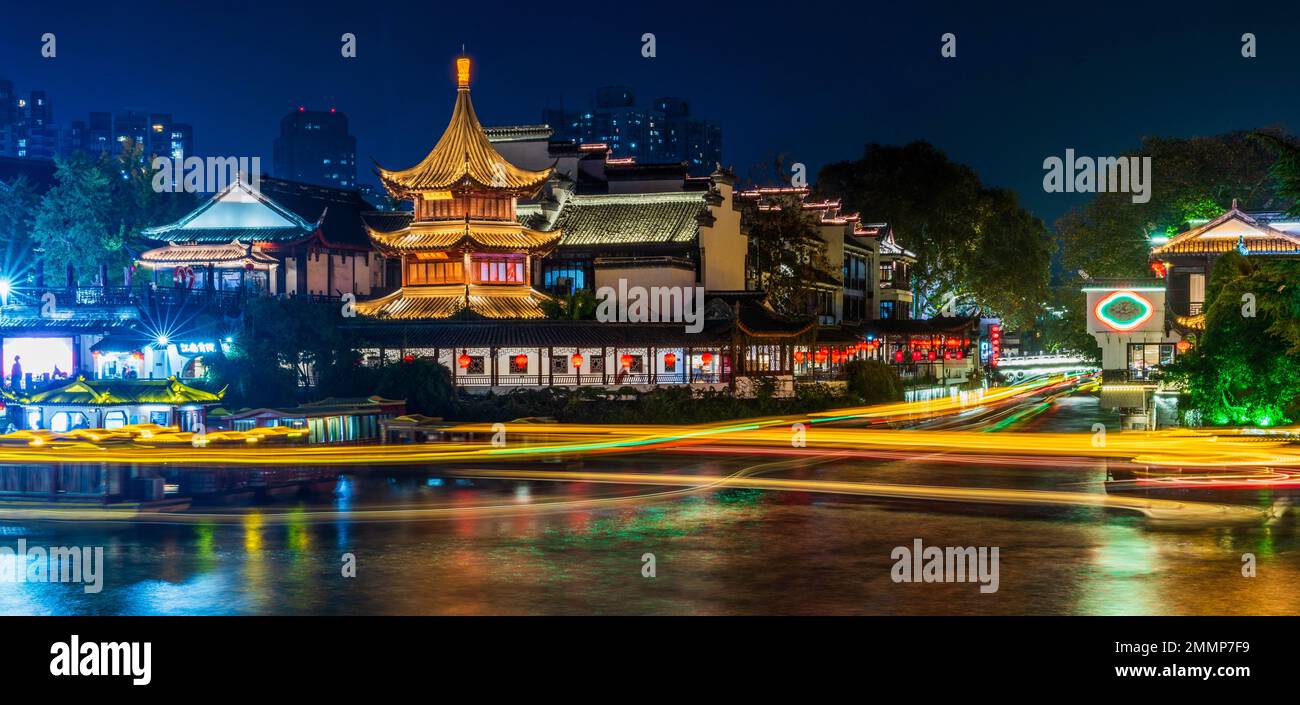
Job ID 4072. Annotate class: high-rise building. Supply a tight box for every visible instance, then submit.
[545,88,721,175]
[84,112,113,156]
[273,107,357,189]
[0,79,196,160]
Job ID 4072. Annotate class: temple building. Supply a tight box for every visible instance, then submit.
[356,58,558,320]
[345,56,830,394]
[138,176,386,297]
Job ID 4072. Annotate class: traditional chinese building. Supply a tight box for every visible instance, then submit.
[138,176,385,297]
[1150,200,1300,335]
[346,57,835,394]
[4,375,223,432]
[356,57,559,320]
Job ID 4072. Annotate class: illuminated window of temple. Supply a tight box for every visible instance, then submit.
[471,255,527,284]
[407,259,465,285]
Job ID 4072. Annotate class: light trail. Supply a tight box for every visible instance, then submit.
[434,468,1273,527]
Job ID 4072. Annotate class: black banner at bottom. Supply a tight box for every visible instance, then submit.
[0,616,1285,693]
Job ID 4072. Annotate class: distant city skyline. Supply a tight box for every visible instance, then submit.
[1,76,196,162]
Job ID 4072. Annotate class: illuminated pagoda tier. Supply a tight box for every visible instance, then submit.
[358,56,560,320]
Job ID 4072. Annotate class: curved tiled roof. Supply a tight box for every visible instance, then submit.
[356,284,553,320]
[366,222,561,254]
[21,377,223,406]
[535,192,709,247]
[139,240,278,264]
[376,60,553,198]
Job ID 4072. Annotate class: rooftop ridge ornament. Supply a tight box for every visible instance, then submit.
[372,55,554,198]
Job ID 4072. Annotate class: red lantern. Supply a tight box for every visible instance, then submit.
[620,353,634,369]
[928,350,937,361]
[404,354,415,363]
[514,353,529,368]
[701,352,713,365]
[1175,339,1192,353]
[570,351,584,368]
[456,350,471,368]
[911,351,921,362]
[664,352,677,367]
[814,350,828,364]
[793,351,805,364]
[956,350,964,360]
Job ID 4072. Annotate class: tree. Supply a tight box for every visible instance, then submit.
[104,139,198,263]
[816,141,1052,328]
[739,192,837,318]
[1253,131,1300,215]
[30,152,116,283]
[1056,130,1289,281]
[1165,251,1300,426]
[540,288,597,320]
[1045,130,1295,356]
[0,175,41,283]
[843,359,904,404]
[374,358,455,417]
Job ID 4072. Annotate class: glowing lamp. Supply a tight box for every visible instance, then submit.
[620,353,633,368]
[814,350,828,364]
[911,351,921,362]
[701,352,713,365]
[1175,339,1192,353]
[793,351,804,364]
[457,57,471,87]
[928,350,937,361]
[894,350,904,363]
[570,352,584,368]
[457,350,471,368]
[404,354,415,363]
[514,354,529,368]
[664,352,677,367]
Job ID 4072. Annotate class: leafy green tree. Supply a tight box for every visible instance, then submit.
[0,174,42,283]
[1253,131,1300,215]
[374,358,455,417]
[843,359,904,403]
[30,152,117,283]
[540,287,597,320]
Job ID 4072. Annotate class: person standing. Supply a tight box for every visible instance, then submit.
[9,355,21,390]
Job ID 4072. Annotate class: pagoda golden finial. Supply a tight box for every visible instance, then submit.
[456,56,470,89]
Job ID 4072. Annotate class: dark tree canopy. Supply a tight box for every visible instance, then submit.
[816,141,1052,328]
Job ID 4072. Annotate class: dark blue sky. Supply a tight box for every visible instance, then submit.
[3,0,1299,226]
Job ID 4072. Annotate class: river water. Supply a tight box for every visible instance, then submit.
[2,395,1297,615]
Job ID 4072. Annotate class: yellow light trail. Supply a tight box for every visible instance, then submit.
[0,375,1292,470]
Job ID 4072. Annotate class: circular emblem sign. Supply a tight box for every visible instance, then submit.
[1095,290,1154,332]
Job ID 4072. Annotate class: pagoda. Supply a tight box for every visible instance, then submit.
[358,56,560,320]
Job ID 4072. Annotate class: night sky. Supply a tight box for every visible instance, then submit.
[3,0,1299,226]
